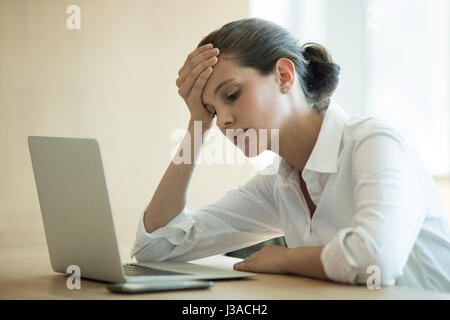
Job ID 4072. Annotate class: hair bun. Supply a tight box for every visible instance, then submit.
[301,42,340,112]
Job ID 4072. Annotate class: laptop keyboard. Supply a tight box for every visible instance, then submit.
[123,264,189,276]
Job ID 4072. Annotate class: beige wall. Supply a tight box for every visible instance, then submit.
[0,0,253,247]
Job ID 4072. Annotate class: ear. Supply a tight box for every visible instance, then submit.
[274,57,295,93]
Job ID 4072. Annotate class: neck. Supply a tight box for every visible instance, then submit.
[277,108,323,171]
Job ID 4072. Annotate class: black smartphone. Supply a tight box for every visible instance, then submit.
[106,280,213,294]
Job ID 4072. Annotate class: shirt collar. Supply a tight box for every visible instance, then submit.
[276,98,350,179]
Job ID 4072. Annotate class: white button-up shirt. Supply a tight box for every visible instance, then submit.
[131,98,450,293]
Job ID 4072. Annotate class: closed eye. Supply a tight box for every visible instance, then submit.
[210,90,241,119]
[227,90,240,102]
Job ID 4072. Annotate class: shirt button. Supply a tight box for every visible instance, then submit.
[310,191,319,196]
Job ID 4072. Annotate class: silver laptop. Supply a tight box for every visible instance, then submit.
[28,136,255,283]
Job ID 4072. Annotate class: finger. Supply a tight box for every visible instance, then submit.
[177,43,214,82]
[176,54,217,92]
[233,262,246,270]
[236,262,254,272]
[184,66,213,105]
[177,56,217,98]
[177,43,212,76]
[176,48,219,88]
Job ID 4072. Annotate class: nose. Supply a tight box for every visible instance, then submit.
[217,112,234,130]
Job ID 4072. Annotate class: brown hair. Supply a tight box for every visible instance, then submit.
[198,17,340,115]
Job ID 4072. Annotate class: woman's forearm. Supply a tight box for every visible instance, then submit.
[143,119,210,233]
[233,245,329,282]
[285,246,328,280]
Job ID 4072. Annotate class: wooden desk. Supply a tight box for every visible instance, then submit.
[1,230,450,300]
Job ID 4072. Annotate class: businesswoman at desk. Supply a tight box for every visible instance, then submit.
[131,18,450,293]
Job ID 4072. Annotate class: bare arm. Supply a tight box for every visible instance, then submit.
[233,245,328,281]
[143,43,219,233]
[144,119,209,233]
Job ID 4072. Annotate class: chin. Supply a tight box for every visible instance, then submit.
[233,133,270,158]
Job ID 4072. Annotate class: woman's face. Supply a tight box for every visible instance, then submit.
[201,54,287,157]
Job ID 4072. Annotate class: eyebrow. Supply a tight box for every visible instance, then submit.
[214,78,235,96]
[204,78,235,106]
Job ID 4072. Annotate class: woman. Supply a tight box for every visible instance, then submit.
[131,18,450,292]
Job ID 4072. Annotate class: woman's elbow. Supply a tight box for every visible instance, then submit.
[354,254,404,287]
[132,239,176,263]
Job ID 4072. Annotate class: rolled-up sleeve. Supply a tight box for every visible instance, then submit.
[320,128,426,286]
[131,171,283,262]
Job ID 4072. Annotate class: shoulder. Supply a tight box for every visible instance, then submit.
[342,115,410,153]
[342,115,419,182]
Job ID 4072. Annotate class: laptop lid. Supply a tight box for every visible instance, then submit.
[28,136,126,283]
